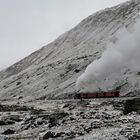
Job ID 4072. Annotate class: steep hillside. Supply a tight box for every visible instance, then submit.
[0,0,140,102]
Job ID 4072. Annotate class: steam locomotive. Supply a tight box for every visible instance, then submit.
[75,91,119,99]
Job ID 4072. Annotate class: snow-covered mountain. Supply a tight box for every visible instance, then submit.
[0,0,140,102]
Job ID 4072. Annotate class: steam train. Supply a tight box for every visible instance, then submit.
[75,91,119,99]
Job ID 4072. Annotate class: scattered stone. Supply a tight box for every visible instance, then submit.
[63,103,70,108]
[55,132,65,137]
[5,120,15,125]
[48,111,69,128]
[2,129,15,135]
[36,118,44,125]
[43,131,66,139]
[66,131,76,139]
[30,108,44,115]
[9,115,22,122]
[128,134,140,140]
[43,131,55,139]
[48,116,58,128]
[18,96,23,99]
[0,119,15,125]
[74,69,80,73]
[0,120,6,125]
[70,117,76,121]
[0,104,29,112]
[16,82,21,86]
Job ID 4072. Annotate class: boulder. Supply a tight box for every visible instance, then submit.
[123,98,140,114]
[2,129,15,135]
[43,131,55,139]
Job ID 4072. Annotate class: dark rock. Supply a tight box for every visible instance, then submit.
[48,116,57,128]
[24,124,31,130]
[63,103,70,108]
[128,134,140,140]
[48,111,69,128]
[5,120,15,125]
[66,131,76,139]
[56,111,69,118]
[55,132,65,137]
[0,120,6,125]
[36,120,44,125]
[70,117,76,121]
[43,131,66,139]
[125,91,140,97]
[30,108,44,115]
[0,119,15,125]
[123,98,140,115]
[2,129,15,135]
[74,69,80,73]
[2,115,22,123]
[84,126,93,133]
[79,111,84,115]
[77,132,84,136]
[43,131,55,139]
[61,119,66,124]
[3,85,8,89]
[16,82,21,86]
[9,115,22,122]
[120,127,133,136]
[91,121,102,129]
[77,100,90,106]
[18,96,23,99]
[0,104,30,112]
[137,72,140,76]
[65,64,77,72]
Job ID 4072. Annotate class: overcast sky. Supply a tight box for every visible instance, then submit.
[0,0,128,70]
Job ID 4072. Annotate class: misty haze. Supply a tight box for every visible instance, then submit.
[76,20,140,92]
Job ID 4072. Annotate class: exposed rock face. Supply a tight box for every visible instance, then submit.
[0,0,140,101]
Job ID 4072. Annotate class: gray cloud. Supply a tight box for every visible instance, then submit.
[0,0,128,70]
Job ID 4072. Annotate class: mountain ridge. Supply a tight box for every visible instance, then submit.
[0,0,140,102]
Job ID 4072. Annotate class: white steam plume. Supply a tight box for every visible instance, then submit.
[76,20,140,92]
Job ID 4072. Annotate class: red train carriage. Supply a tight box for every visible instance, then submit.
[75,91,119,99]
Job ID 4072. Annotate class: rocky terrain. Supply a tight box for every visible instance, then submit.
[0,98,140,140]
[0,0,140,102]
[0,0,140,139]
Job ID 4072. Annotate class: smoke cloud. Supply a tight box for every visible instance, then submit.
[76,20,140,92]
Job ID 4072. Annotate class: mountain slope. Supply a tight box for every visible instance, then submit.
[0,0,140,102]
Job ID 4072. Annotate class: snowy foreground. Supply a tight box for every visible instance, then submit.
[0,98,140,140]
